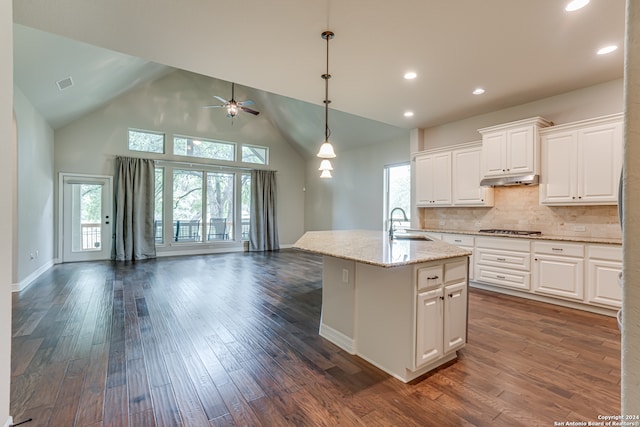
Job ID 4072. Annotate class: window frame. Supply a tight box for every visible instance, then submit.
[384,162,411,233]
[241,143,269,165]
[173,134,237,162]
[128,128,165,154]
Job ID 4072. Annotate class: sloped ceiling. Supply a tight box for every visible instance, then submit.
[13,0,625,155]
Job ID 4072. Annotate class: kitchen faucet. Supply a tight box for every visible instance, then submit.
[388,207,409,240]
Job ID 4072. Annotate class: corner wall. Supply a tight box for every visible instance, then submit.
[13,86,55,290]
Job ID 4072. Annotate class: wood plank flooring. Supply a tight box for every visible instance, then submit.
[11,250,620,426]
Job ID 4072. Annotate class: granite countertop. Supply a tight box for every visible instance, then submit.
[411,229,622,245]
[293,230,471,268]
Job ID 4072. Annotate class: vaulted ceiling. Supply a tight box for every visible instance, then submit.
[13,0,625,156]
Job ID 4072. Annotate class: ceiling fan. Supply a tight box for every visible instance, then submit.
[203,82,260,118]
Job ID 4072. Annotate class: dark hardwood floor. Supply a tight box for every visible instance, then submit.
[11,250,620,426]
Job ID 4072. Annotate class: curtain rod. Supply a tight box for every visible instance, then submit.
[154,159,277,172]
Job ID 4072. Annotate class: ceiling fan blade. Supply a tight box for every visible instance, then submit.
[237,100,255,107]
[240,106,260,116]
[202,105,224,108]
[213,95,228,103]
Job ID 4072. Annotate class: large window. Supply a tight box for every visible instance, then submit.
[174,135,235,162]
[128,129,165,153]
[173,170,204,242]
[384,163,411,232]
[206,172,234,240]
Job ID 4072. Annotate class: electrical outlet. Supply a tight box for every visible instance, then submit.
[342,269,349,283]
[35,250,39,259]
[574,225,587,232]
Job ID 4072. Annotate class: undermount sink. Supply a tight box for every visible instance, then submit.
[392,233,432,241]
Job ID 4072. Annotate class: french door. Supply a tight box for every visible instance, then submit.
[60,174,113,262]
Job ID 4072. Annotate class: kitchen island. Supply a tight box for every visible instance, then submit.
[293,230,471,382]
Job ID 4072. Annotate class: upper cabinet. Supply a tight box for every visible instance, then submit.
[415,151,452,206]
[451,144,494,206]
[540,113,623,205]
[415,142,493,208]
[479,117,552,179]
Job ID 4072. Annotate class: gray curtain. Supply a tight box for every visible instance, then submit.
[114,156,157,261]
[249,170,280,251]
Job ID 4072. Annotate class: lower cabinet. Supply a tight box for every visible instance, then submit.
[587,245,622,308]
[442,233,474,280]
[474,237,531,290]
[532,241,585,301]
[415,262,467,368]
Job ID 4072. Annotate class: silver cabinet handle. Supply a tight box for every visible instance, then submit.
[496,257,506,261]
[551,248,563,252]
[427,275,439,280]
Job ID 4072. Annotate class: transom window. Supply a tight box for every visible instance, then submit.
[241,144,269,164]
[128,129,165,153]
[174,135,235,162]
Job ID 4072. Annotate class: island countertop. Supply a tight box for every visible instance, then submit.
[293,230,471,268]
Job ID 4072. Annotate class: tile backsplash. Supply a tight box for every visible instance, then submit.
[420,185,622,239]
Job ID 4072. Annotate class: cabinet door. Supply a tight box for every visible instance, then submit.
[452,147,491,206]
[415,287,444,367]
[506,126,535,175]
[482,132,507,177]
[533,254,584,301]
[587,258,622,308]
[415,155,434,205]
[432,152,452,205]
[540,131,578,204]
[444,282,467,353]
[578,122,623,204]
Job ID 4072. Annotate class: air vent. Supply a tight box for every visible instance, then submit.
[56,76,74,91]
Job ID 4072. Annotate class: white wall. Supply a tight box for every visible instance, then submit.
[0,0,14,423]
[304,134,410,231]
[54,70,306,249]
[13,86,54,289]
[422,79,624,150]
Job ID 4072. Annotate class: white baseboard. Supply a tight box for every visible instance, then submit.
[319,323,356,354]
[4,416,13,427]
[12,260,54,292]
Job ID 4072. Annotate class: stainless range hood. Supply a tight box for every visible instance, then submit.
[480,174,539,187]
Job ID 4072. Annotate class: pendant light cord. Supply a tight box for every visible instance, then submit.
[322,31,334,142]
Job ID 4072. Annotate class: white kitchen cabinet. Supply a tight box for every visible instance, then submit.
[532,241,585,301]
[415,261,467,369]
[587,244,622,308]
[479,117,552,179]
[442,233,474,280]
[415,151,452,206]
[474,237,531,290]
[540,113,623,205]
[452,144,494,206]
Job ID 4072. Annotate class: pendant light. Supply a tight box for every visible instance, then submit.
[317,30,336,177]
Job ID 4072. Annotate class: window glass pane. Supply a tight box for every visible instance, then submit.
[387,164,411,229]
[174,136,235,161]
[128,129,164,153]
[241,144,268,164]
[173,170,203,242]
[206,172,235,241]
[241,173,251,240]
[72,184,103,251]
[154,168,164,243]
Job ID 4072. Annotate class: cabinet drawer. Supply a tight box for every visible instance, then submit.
[475,248,530,271]
[417,265,443,291]
[587,244,621,261]
[442,234,474,247]
[475,265,531,290]
[475,236,530,252]
[444,261,467,285]
[533,241,584,257]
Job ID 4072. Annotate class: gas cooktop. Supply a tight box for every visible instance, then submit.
[478,229,542,236]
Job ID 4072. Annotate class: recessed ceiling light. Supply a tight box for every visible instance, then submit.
[404,111,414,117]
[565,0,589,12]
[404,72,417,80]
[472,88,486,95]
[597,45,618,55]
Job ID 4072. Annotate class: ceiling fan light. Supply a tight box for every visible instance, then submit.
[320,169,333,178]
[317,141,336,158]
[226,104,239,117]
[319,159,334,171]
